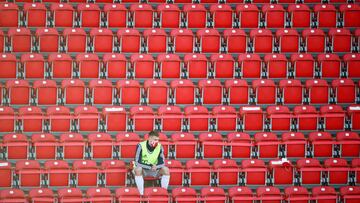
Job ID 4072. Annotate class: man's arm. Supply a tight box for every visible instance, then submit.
[135,143,152,170]
[156,146,165,169]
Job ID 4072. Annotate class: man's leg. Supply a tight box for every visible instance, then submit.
[134,167,144,195]
[159,166,170,190]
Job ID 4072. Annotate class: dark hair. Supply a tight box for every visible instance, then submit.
[148,130,160,138]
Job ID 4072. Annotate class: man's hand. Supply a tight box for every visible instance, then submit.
[151,165,157,171]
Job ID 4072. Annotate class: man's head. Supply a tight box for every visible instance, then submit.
[148,130,160,148]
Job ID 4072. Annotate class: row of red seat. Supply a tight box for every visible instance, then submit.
[1,27,359,53]
[1,78,359,106]
[1,53,360,80]
[0,3,359,28]
[1,186,359,203]
[1,131,359,160]
[0,158,359,187]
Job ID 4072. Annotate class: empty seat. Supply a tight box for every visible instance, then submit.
[302,29,326,52]
[293,105,319,131]
[328,28,352,52]
[266,106,292,131]
[76,53,100,79]
[33,80,58,105]
[48,53,73,79]
[144,187,169,203]
[90,28,114,53]
[8,28,32,52]
[47,106,72,132]
[210,4,233,28]
[102,106,127,132]
[183,4,207,28]
[58,188,84,203]
[172,187,197,202]
[213,159,239,186]
[157,4,180,28]
[130,4,154,28]
[101,160,127,186]
[306,79,329,104]
[332,79,356,104]
[344,53,360,78]
[73,160,99,187]
[228,186,254,203]
[89,79,114,105]
[0,107,15,132]
[198,79,223,105]
[240,106,264,131]
[309,131,335,158]
[144,79,169,105]
[238,54,262,78]
[63,28,87,52]
[36,28,60,52]
[117,29,141,53]
[60,133,85,159]
[77,3,101,27]
[21,53,45,79]
[212,105,237,131]
[86,188,112,203]
[61,79,86,105]
[0,161,12,187]
[103,53,127,79]
[185,105,209,132]
[320,105,346,131]
[224,79,248,105]
[170,29,194,53]
[157,54,181,79]
[352,159,360,184]
[23,3,47,27]
[44,160,71,187]
[276,29,299,52]
[2,133,28,160]
[130,106,155,131]
[252,79,276,104]
[6,80,30,105]
[186,159,211,186]
[199,132,224,158]
[103,4,127,28]
[250,29,273,53]
[211,54,235,78]
[287,4,311,28]
[312,186,337,203]
[262,4,285,28]
[336,132,360,157]
[282,132,307,158]
[255,132,280,158]
[291,53,315,78]
[284,186,310,203]
[340,186,360,203]
[184,54,208,79]
[340,4,360,27]
[115,187,141,202]
[200,187,226,202]
[88,133,113,159]
[116,132,141,158]
[317,54,341,78]
[18,106,44,132]
[131,54,155,78]
[144,29,168,53]
[74,106,99,132]
[264,54,288,78]
[227,132,252,159]
[32,133,57,159]
[256,186,282,203]
[279,79,303,104]
[15,160,41,187]
[0,3,19,27]
[236,4,259,28]
[241,159,267,185]
[324,158,350,185]
[197,29,221,53]
[348,105,360,130]
[0,189,26,202]
[223,29,247,53]
[166,160,185,186]
[314,4,337,28]
[0,53,17,79]
[158,105,183,132]
[50,3,74,27]
[170,79,195,105]
[171,132,197,159]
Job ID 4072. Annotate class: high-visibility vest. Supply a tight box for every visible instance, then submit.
[140,141,161,165]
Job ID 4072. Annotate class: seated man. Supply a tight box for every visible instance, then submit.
[134,130,170,195]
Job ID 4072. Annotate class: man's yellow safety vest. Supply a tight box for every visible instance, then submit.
[140,140,161,165]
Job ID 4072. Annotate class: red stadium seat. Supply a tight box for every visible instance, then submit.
[144,187,169,203]
[199,132,224,158]
[157,4,180,28]
[197,29,221,53]
[276,29,299,52]
[8,28,32,52]
[340,4,360,27]
[102,106,127,132]
[238,54,261,78]
[241,159,267,185]
[309,131,335,158]
[0,30,4,53]
[183,4,207,28]
[88,133,113,159]
[282,132,307,158]
[131,54,155,78]
[348,105,360,130]
[284,186,310,203]
[44,160,71,187]
[0,161,12,187]
[103,4,127,28]
[336,132,360,158]
[31,133,57,159]
[255,132,280,158]
[240,106,264,131]
[262,4,285,28]
[0,53,17,79]
[89,79,114,105]
[158,105,183,131]
[306,79,329,104]
[47,106,72,132]
[269,159,294,185]
[90,28,114,53]
[324,158,350,185]
[184,54,208,79]
[23,3,47,27]
[228,186,254,203]
[344,53,360,78]
[264,54,288,78]
[266,106,292,131]
[328,28,352,53]
[48,53,73,79]
[200,187,227,203]
[33,80,58,105]
[252,79,276,104]
[58,188,84,203]
[210,4,233,28]
[170,79,195,105]
[50,3,74,27]
[287,4,311,28]
[117,29,141,53]
[314,4,337,28]
[293,105,319,131]
[317,54,341,78]
[74,106,99,132]
[76,53,100,79]
[224,79,248,105]
[227,132,252,159]
[61,79,86,105]
[236,4,259,28]
[332,79,356,104]
[115,187,141,202]
[171,132,197,159]
[212,105,237,131]
[166,160,185,186]
[130,4,154,28]
[157,54,181,79]
[144,29,168,53]
[18,106,44,132]
[213,159,239,186]
[15,160,41,187]
[352,159,360,184]
[211,54,235,78]
[320,105,346,131]
[36,28,60,52]
[130,106,155,132]
[101,160,127,186]
[340,186,360,203]
[116,132,141,158]
[103,54,127,79]
[77,3,101,27]
[170,29,194,53]
[0,107,15,133]
[0,3,19,27]
[60,133,85,159]
[172,187,197,202]
[279,79,303,104]
[250,29,273,53]
[312,186,337,203]
[256,186,282,203]
[302,29,326,52]
[223,29,247,53]
[291,53,315,78]
[0,189,26,202]
[86,188,112,203]
[116,80,141,105]
[63,28,87,53]
[6,80,30,105]
[186,159,211,186]
[198,79,223,105]
[144,79,169,105]
[2,133,28,160]
[73,160,99,187]
[21,53,45,79]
